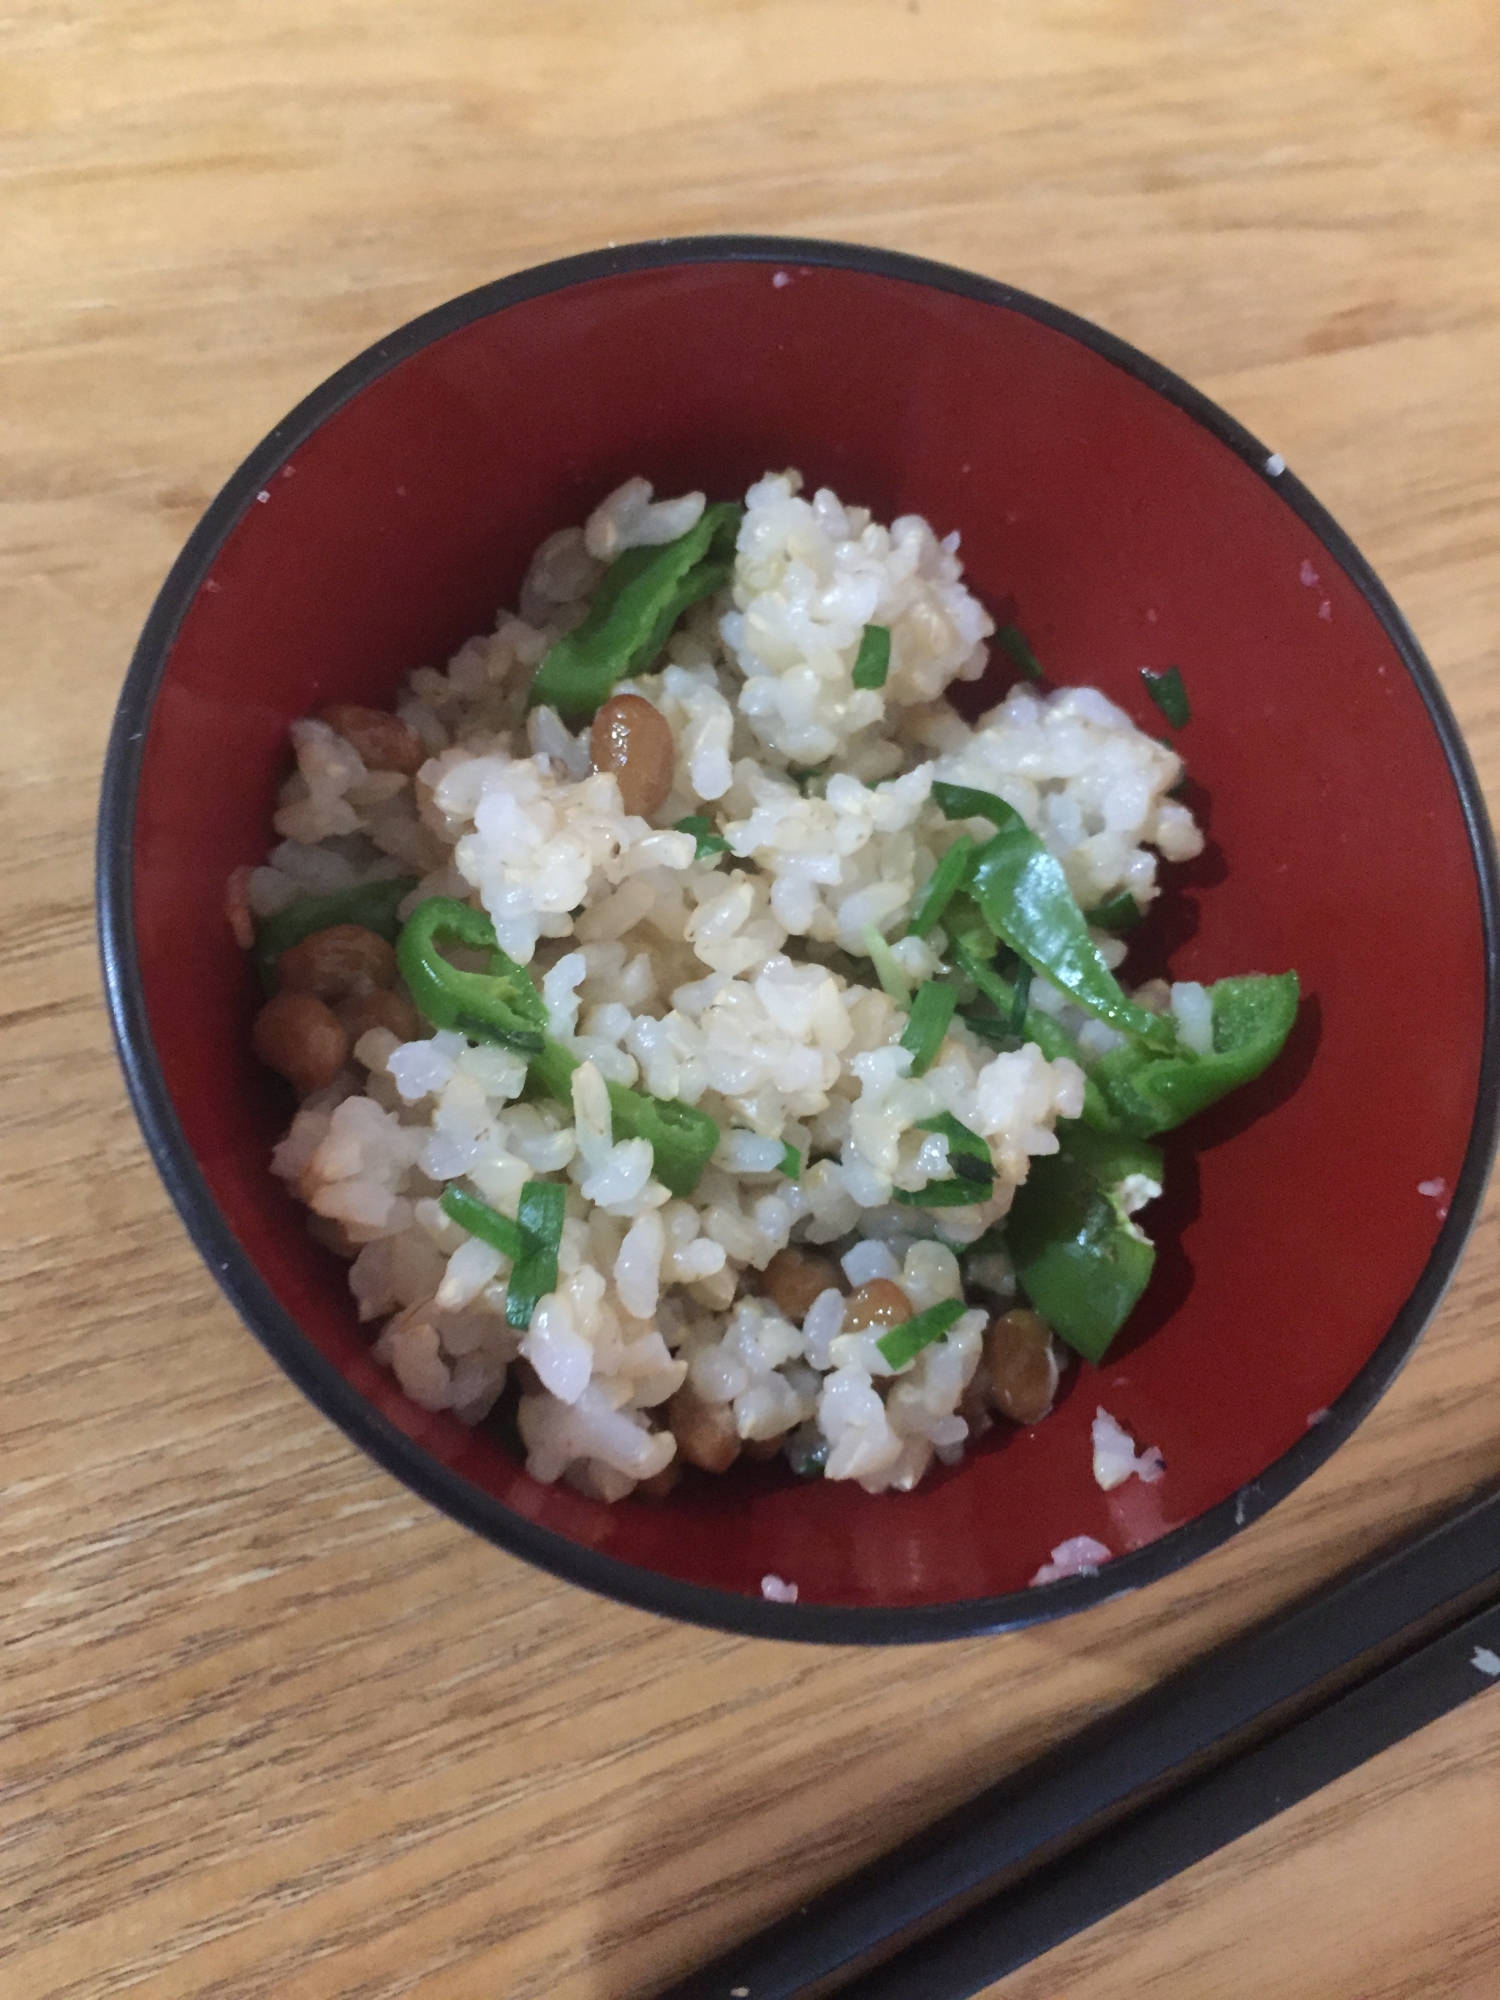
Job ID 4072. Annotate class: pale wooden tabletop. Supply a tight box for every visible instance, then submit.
[4,4,1500,1996]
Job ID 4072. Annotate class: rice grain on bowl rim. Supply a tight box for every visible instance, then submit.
[245,467,1235,1507]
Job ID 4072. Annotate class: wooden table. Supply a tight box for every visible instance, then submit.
[5,5,1499,1994]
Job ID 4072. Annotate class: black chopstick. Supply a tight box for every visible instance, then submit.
[660,1484,1500,2000]
[852,1591,1500,1999]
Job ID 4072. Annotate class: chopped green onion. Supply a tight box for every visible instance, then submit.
[899,980,957,1075]
[956,1007,1017,1049]
[779,1142,802,1178]
[252,875,418,996]
[851,623,892,690]
[675,814,731,859]
[997,623,1044,682]
[906,835,975,937]
[892,1179,988,1208]
[439,1184,526,1262]
[504,1180,567,1330]
[438,1180,564,1331]
[895,1110,994,1206]
[527,502,742,721]
[1142,665,1191,728]
[1008,962,1033,1035]
[877,1297,967,1369]
[914,1111,993,1180]
[862,924,912,1005]
[1084,890,1144,932]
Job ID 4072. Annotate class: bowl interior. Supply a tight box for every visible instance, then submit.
[124,250,1489,1618]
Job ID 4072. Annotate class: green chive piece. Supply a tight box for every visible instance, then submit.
[675,814,731,859]
[1142,665,1191,729]
[504,1180,567,1330]
[863,924,912,1005]
[916,1112,994,1183]
[1084,890,1144,933]
[894,1109,994,1206]
[899,980,957,1075]
[892,1180,988,1208]
[955,1007,1017,1049]
[439,1185,527,1263]
[779,1142,802,1178]
[877,1297,967,1369]
[439,1181,565,1333]
[907,834,975,937]
[1008,962,1033,1035]
[851,623,892,690]
[997,623,1044,682]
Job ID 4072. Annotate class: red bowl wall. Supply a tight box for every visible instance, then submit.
[126,251,1488,1614]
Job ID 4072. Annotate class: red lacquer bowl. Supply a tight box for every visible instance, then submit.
[98,239,1499,1641]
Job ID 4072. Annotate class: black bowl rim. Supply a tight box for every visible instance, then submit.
[96,233,1500,1645]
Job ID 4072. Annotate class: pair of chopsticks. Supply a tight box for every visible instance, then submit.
[662,1484,1500,2000]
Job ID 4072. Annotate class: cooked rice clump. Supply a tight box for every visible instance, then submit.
[256,471,1202,1500]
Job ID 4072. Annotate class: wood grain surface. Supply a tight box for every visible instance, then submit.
[4,3,1500,1995]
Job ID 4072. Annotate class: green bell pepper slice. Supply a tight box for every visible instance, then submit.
[603,1082,720,1198]
[395,897,549,1054]
[932,781,1176,1051]
[527,502,742,722]
[1089,972,1300,1138]
[1007,1122,1166,1363]
[526,1032,718,1198]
